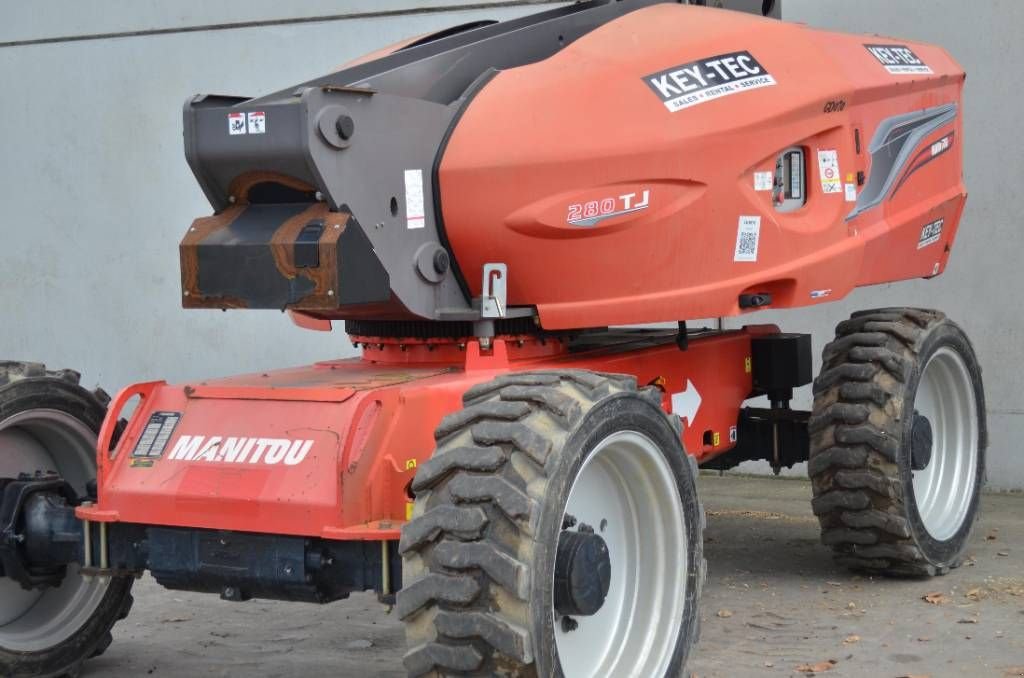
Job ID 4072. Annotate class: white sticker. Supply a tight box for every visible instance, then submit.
[729,426,738,443]
[865,44,932,75]
[810,289,833,300]
[733,216,761,262]
[644,51,776,113]
[404,169,425,229]
[228,112,246,135]
[918,218,944,249]
[247,111,266,135]
[844,183,857,202]
[754,171,774,192]
[817,150,841,194]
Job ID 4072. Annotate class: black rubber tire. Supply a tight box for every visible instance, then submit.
[809,309,987,577]
[398,369,705,677]
[0,361,135,678]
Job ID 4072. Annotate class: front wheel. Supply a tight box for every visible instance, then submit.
[809,309,986,576]
[0,362,134,678]
[398,370,704,677]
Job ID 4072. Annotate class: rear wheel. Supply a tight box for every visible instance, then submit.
[0,362,134,678]
[809,309,986,576]
[398,370,704,677]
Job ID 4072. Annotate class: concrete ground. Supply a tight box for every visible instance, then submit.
[84,476,1023,678]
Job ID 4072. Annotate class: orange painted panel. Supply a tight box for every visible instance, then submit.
[439,5,965,328]
[88,330,763,540]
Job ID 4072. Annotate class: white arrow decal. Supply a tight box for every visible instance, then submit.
[670,379,702,428]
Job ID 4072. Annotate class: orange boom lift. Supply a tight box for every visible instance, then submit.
[0,2,985,677]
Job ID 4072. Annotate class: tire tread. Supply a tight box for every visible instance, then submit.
[399,369,701,676]
[809,309,971,577]
[0,362,134,678]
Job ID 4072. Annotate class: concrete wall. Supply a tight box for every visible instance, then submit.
[747,1,1022,489]
[1,2,1019,488]
[0,2,553,389]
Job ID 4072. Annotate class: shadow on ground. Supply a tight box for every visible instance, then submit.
[85,475,1024,678]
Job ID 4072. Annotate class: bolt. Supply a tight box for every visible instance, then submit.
[284,565,293,575]
[327,290,334,296]
[432,249,450,274]
[336,114,355,140]
[183,291,190,297]
[224,587,235,598]
[228,195,236,204]
[561,616,579,632]
[334,223,341,229]
[315,191,324,201]
[578,523,595,534]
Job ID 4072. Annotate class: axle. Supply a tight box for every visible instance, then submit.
[2,327,813,608]
[0,472,400,603]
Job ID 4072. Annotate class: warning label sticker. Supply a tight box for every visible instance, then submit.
[228,112,246,135]
[131,411,181,459]
[754,171,774,192]
[865,44,932,75]
[644,50,776,113]
[734,215,761,262]
[817,150,842,194]
[247,111,266,134]
[404,169,425,229]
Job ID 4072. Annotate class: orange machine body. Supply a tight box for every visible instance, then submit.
[440,5,966,328]
[83,6,965,547]
[79,329,762,540]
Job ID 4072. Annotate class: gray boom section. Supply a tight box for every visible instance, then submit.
[182,0,777,321]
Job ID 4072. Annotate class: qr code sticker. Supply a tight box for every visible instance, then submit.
[734,216,761,262]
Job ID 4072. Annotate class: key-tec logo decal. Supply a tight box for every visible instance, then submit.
[167,435,313,466]
[644,51,776,113]
[917,218,944,250]
[865,44,932,75]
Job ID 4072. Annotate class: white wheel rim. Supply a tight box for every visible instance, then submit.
[0,409,110,651]
[911,346,980,541]
[553,430,687,677]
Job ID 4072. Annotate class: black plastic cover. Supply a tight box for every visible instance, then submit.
[751,333,813,393]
